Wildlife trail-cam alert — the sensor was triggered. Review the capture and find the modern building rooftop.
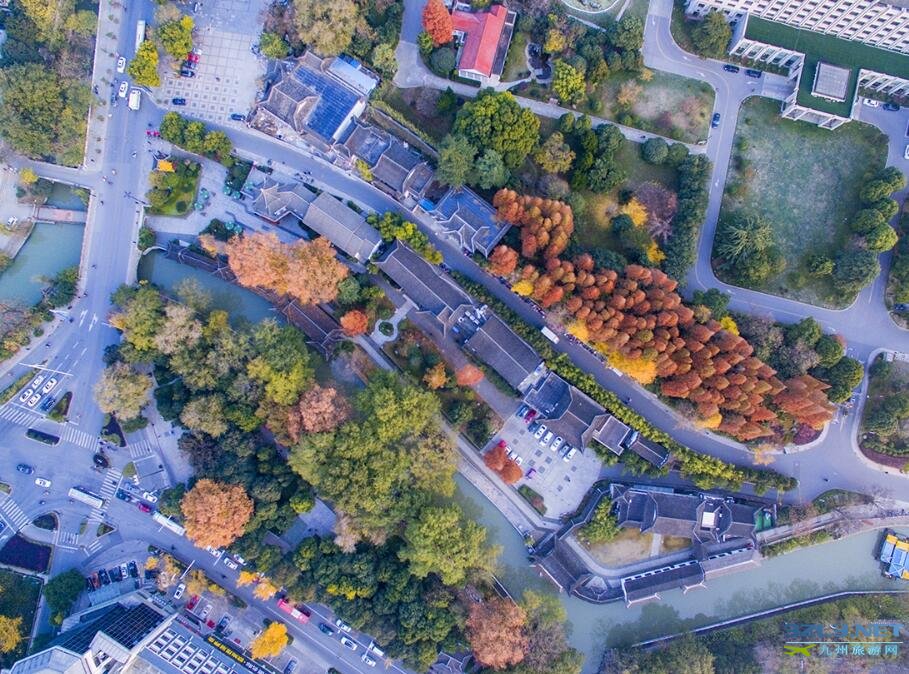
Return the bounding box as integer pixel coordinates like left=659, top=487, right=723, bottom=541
left=813, top=61, right=851, bottom=100
left=451, top=5, right=510, bottom=79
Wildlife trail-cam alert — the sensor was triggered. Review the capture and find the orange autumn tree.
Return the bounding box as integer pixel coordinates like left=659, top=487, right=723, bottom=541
left=466, top=597, right=528, bottom=669
left=456, top=364, right=484, bottom=387
left=340, top=309, right=369, bottom=336
left=423, top=362, right=449, bottom=390
left=422, top=0, right=453, bottom=46
left=225, top=233, right=348, bottom=305
left=250, top=622, right=288, bottom=659
left=283, top=384, right=352, bottom=441
left=492, top=189, right=574, bottom=260
left=181, top=479, right=253, bottom=549
left=488, top=245, right=519, bottom=276
left=499, top=460, right=523, bottom=485
left=483, top=444, right=507, bottom=472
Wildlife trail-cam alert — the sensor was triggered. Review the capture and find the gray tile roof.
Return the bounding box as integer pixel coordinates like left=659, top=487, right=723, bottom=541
left=523, top=372, right=609, bottom=449
left=247, top=178, right=315, bottom=222
left=301, top=193, right=381, bottom=262
left=342, top=122, right=389, bottom=165
left=589, top=415, right=631, bottom=454
left=462, top=314, right=543, bottom=391
left=621, top=563, right=704, bottom=604
left=433, top=188, right=510, bottom=255
left=627, top=437, right=671, bottom=467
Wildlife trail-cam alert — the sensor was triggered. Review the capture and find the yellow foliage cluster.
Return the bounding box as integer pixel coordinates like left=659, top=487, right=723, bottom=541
left=719, top=315, right=739, bottom=336
left=511, top=279, right=534, bottom=296
left=596, top=345, right=658, bottom=385
left=645, top=241, right=665, bottom=264
left=567, top=321, right=589, bottom=342
left=620, top=198, right=648, bottom=227
left=696, top=412, right=723, bottom=429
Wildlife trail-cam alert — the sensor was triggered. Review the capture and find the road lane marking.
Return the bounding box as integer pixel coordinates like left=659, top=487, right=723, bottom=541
left=78, top=309, right=87, bottom=327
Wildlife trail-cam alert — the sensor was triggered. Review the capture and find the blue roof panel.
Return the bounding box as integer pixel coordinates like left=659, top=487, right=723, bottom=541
left=293, top=67, right=359, bottom=140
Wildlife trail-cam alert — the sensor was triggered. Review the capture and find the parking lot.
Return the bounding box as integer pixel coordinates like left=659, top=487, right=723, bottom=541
left=8, top=369, right=64, bottom=417
left=492, top=409, right=602, bottom=519
left=156, top=0, right=269, bottom=126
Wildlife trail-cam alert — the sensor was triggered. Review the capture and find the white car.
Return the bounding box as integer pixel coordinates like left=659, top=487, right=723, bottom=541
left=118, top=81, right=128, bottom=98
left=35, top=478, right=51, bottom=488
left=30, top=375, right=44, bottom=389
left=863, top=98, right=880, bottom=107
left=335, top=619, right=352, bottom=633
left=361, top=653, right=376, bottom=667
left=223, top=558, right=238, bottom=570
left=27, top=394, right=41, bottom=407
left=199, top=603, right=212, bottom=620
left=41, top=377, right=57, bottom=394
left=173, top=583, right=185, bottom=600
left=514, top=455, right=524, bottom=466
left=551, top=437, right=564, bottom=452
left=563, top=447, right=577, bottom=462
left=904, top=144, right=909, bottom=160
left=18, top=388, right=33, bottom=403
left=533, top=424, right=547, bottom=440
left=540, top=431, right=554, bottom=446
left=142, top=492, right=158, bottom=504
left=340, top=636, right=357, bottom=651
left=116, top=56, right=126, bottom=73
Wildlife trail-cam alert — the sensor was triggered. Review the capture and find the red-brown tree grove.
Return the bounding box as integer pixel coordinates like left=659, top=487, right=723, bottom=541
left=492, top=190, right=575, bottom=260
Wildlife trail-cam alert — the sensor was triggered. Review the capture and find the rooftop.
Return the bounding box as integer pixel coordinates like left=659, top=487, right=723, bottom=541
left=813, top=61, right=851, bottom=100
left=326, top=55, right=379, bottom=96
left=433, top=188, right=510, bottom=255
left=141, top=620, right=280, bottom=674
left=451, top=5, right=510, bottom=77
left=301, top=192, right=381, bottom=262
left=462, top=313, right=544, bottom=392
left=247, top=178, right=315, bottom=223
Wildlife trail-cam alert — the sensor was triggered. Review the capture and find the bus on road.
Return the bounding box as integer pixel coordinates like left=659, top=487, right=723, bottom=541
left=135, top=20, right=146, bottom=54
left=68, top=487, right=103, bottom=509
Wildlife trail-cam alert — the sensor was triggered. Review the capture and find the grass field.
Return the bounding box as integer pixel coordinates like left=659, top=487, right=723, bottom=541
left=595, top=70, right=715, bottom=144
left=0, top=570, right=41, bottom=667
left=503, top=31, right=530, bottom=82
left=718, top=97, right=888, bottom=306
left=378, top=87, right=456, bottom=143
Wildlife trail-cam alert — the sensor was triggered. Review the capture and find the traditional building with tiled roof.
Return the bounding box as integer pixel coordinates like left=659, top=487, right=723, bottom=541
left=450, top=3, right=517, bottom=86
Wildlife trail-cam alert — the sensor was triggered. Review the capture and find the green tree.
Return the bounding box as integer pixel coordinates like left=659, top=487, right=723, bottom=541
left=0, top=615, right=22, bottom=654
left=551, top=60, right=585, bottom=105
left=370, top=43, right=397, bottom=79
left=417, top=31, right=434, bottom=56
left=610, top=15, right=644, bottom=51
left=849, top=208, right=886, bottom=235
left=814, top=334, right=844, bottom=368
left=110, top=284, right=165, bottom=359
left=822, top=356, right=864, bottom=403
left=259, top=31, right=290, bottom=59
left=63, top=9, right=96, bottom=36
left=202, top=130, right=232, bottom=160
left=128, top=40, right=160, bottom=87
left=137, top=225, right=156, bottom=251
left=587, top=154, right=627, bottom=192
left=453, top=90, right=540, bottom=169
left=864, top=224, right=898, bottom=252
left=181, top=395, right=229, bottom=437
left=833, top=249, right=880, bottom=293
left=43, top=569, right=84, bottom=621
left=641, top=137, right=669, bottom=164
left=692, top=11, right=732, bottom=57
left=691, top=288, right=730, bottom=319
left=714, top=213, right=785, bottom=284
left=159, top=112, right=187, bottom=145
left=246, top=321, right=312, bottom=406
left=368, top=212, right=442, bottom=263
left=534, top=132, right=575, bottom=174
left=472, top=149, right=509, bottom=190
left=157, top=15, right=194, bottom=59
left=805, top=253, right=834, bottom=277
left=578, top=501, right=620, bottom=544
left=94, top=362, right=152, bottom=421
left=292, top=0, right=359, bottom=55
left=783, top=317, right=821, bottom=348
left=436, top=134, right=476, bottom=188
left=429, top=47, right=457, bottom=76
left=399, top=505, right=492, bottom=586
left=19, top=0, right=74, bottom=46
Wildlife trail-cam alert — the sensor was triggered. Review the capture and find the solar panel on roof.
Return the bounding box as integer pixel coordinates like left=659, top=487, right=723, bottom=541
left=293, top=68, right=358, bottom=140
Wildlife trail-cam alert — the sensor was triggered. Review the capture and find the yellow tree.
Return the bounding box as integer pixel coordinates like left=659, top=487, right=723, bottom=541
left=180, top=479, right=254, bottom=549
left=423, top=362, right=448, bottom=390
left=185, top=569, right=209, bottom=596
left=250, top=622, right=288, bottom=659
left=236, top=570, right=257, bottom=587
left=0, top=615, right=22, bottom=654
left=253, top=578, right=277, bottom=600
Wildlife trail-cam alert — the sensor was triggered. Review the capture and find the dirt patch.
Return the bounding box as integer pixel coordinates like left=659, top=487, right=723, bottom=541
left=660, top=535, right=691, bottom=553
left=581, top=527, right=655, bottom=567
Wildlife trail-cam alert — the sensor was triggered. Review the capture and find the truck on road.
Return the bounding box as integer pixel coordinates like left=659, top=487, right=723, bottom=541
left=541, top=326, right=559, bottom=343
left=135, top=20, right=146, bottom=54
left=128, top=89, right=141, bottom=111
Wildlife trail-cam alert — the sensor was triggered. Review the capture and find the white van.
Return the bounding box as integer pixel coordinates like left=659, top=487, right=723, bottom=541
left=128, top=88, right=141, bottom=111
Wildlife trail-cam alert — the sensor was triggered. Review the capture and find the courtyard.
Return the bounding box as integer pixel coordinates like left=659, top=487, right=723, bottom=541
left=718, top=97, right=888, bottom=307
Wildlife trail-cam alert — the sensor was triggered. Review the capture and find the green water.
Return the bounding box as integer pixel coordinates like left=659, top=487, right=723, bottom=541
left=0, top=222, right=84, bottom=306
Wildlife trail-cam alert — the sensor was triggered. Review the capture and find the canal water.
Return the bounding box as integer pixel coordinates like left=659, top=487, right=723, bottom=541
left=0, top=222, right=84, bottom=306
left=141, top=249, right=898, bottom=674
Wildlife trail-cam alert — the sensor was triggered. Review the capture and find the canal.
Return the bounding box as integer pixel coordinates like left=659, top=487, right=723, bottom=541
left=142, top=249, right=899, bottom=674
left=0, top=222, right=84, bottom=306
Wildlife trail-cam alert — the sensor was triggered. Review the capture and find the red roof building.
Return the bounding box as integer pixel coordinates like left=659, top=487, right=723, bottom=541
left=451, top=4, right=515, bottom=83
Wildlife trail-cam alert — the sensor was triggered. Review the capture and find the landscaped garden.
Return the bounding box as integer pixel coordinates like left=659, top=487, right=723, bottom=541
left=0, top=569, right=42, bottom=667
left=0, top=534, right=51, bottom=573
left=716, top=97, right=891, bottom=307
left=146, top=160, right=202, bottom=216
left=859, top=355, right=909, bottom=469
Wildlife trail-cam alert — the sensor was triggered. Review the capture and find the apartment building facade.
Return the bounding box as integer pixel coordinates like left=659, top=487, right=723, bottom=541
left=685, top=0, right=909, bottom=54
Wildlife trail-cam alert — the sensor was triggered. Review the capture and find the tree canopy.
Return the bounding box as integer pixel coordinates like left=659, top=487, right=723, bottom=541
left=398, top=505, right=492, bottom=586
left=181, top=479, right=254, bottom=549
left=157, top=15, right=194, bottom=59
left=128, top=40, right=160, bottom=87
left=291, top=0, right=359, bottom=56
left=453, top=91, right=540, bottom=169
left=93, top=362, right=151, bottom=421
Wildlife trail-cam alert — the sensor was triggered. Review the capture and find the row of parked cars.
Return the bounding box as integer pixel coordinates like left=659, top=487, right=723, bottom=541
left=515, top=404, right=578, bottom=462
left=86, top=560, right=139, bottom=590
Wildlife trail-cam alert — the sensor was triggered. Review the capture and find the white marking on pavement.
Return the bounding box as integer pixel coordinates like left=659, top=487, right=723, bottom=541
left=88, top=314, right=98, bottom=331
left=78, top=309, right=87, bottom=327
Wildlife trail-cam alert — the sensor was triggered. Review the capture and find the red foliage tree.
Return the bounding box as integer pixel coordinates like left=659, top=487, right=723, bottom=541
left=488, top=245, right=519, bottom=276
left=456, top=364, right=484, bottom=387
left=422, top=0, right=453, bottom=46
left=483, top=444, right=507, bottom=472
left=339, top=309, right=369, bottom=336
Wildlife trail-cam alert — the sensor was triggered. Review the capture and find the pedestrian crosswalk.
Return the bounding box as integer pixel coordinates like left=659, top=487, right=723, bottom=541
left=87, top=467, right=121, bottom=523
left=85, top=537, right=105, bottom=555
left=0, top=498, right=30, bottom=531
left=0, top=404, right=39, bottom=427
left=128, top=438, right=155, bottom=459
left=57, top=531, right=79, bottom=547
left=60, top=425, right=96, bottom=449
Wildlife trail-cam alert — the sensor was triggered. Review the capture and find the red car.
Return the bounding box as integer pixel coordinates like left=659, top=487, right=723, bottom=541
left=495, top=439, right=507, bottom=450
left=186, top=595, right=200, bottom=611
left=524, top=409, right=537, bottom=422
left=186, top=51, right=200, bottom=63
left=137, top=502, right=151, bottom=513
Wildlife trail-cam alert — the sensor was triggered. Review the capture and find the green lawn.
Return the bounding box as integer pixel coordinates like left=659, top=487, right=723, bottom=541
left=502, top=31, right=530, bottom=82
left=146, top=162, right=202, bottom=217
left=718, top=97, right=888, bottom=306
left=594, top=70, right=715, bottom=144
left=0, top=570, right=42, bottom=667
left=378, top=87, right=455, bottom=144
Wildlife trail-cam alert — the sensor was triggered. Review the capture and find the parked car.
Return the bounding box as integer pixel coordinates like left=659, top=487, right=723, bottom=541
left=118, top=81, right=128, bottom=98
left=223, top=558, right=238, bottom=570
left=116, top=56, right=126, bottom=73
left=172, top=98, right=187, bottom=106
left=40, top=396, right=55, bottom=411
left=361, top=654, right=376, bottom=667
left=524, top=409, right=537, bottom=423
left=340, top=636, right=358, bottom=651
left=18, top=388, right=33, bottom=403
left=16, top=464, right=33, bottom=474
left=173, top=583, right=186, bottom=600
left=516, top=404, right=529, bottom=418
left=128, top=561, right=139, bottom=578
left=525, top=467, right=537, bottom=479
left=863, top=98, right=880, bottom=107
left=883, top=101, right=900, bottom=111
left=551, top=437, right=564, bottom=453
left=540, top=430, right=554, bottom=446
left=711, top=113, right=721, bottom=128
left=283, top=660, right=297, bottom=674
left=143, top=492, right=158, bottom=503
left=513, top=455, right=524, bottom=466
left=30, top=375, right=44, bottom=388
left=137, top=503, right=152, bottom=513
left=35, top=478, right=51, bottom=488
left=318, top=622, right=335, bottom=636
left=186, top=51, right=200, bottom=63
left=905, top=144, right=909, bottom=160
left=533, top=424, right=547, bottom=440
left=563, top=447, right=578, bottom=462
left=115, top=489, right=132, bottom=501
left=216, top=615, right=231, bottom=632
left=745, top=68, right=763, bottom=78
left=179, top=69, right=195, bottom=78
left=27, top=394, right=41, bottom=407
left=722, top=64, right=740, bottom=73
left=335, top=619, right=352, bottom=633
left=199, top=604, right=212, bottom=620
left=110, top=566, right=122, bottom=582
left=229, top=113, right=246, bottom=121
left=99, top=569, right=110, bottom=585
left=119, top=563, right=129, bottom=580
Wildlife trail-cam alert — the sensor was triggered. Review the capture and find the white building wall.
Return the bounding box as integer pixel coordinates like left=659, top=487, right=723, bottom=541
left=685, top=0, right=909, bottom=54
